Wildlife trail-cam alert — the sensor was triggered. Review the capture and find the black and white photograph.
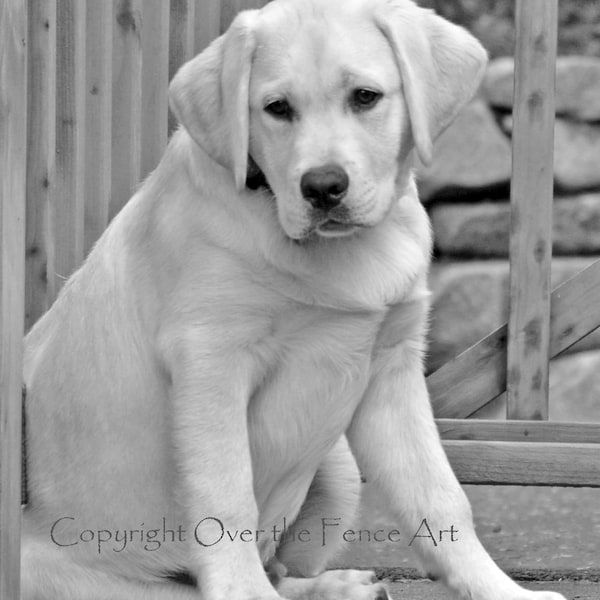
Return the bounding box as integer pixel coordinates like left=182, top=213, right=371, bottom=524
left=1, top=1, right=599, bottom=599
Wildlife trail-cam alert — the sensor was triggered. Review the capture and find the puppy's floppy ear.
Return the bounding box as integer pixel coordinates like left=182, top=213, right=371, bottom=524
left=375, top=0, right=487, bottom=165
left=169, top=11, right=258, bottom=190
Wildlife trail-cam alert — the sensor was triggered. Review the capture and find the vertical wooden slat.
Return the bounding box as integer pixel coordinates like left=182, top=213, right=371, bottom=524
left=0, top=0, right=26, bottom=596
left=170, top=0, right=196, bottom=79
left=194, top=0, right=221, bottom=54
left=25, top=0, right=57, bottom=330
left=507, top=0, right=558, bottom=420
left=220, top=0, right=244, bottom=31
left=140, top=0, right=170, bottom=179
left=220, top=0, right=270, bottom=32
left=84, top=1, right=112, bottom=255
left=168, top=0, right=196, bottom=134
left=111, top=0, right=143, bottom=219
left=55, top=0, right=86, bottom=293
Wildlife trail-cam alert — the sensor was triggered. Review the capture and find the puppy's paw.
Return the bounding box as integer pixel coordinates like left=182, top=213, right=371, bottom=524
left=277, top=569, right=390, bottom=600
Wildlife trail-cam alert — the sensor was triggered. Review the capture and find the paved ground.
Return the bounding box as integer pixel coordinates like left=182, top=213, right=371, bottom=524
left=328, top=380, right=600, bottom=599
left=386, top=579, right=599, bottom=599
left=332, top=482, right=600, bottom=599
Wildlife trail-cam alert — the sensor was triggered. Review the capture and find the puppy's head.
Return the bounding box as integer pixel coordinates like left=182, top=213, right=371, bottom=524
left=169, top=0, right=487, bottom=241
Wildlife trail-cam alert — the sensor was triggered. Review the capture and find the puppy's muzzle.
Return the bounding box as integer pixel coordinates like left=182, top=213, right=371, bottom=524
left=300, top=164, right=349, bottom=211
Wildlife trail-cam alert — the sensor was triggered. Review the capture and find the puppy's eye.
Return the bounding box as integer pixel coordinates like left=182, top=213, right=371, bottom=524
left=351, top=88, right=382, bottom=110
left=264, top=99, right=294, bottom=120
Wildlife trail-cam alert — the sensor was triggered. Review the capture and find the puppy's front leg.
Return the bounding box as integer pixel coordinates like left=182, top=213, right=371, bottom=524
left=166, top=334, right=278, bottom=600
left=347, top=339, right=565, bottom=600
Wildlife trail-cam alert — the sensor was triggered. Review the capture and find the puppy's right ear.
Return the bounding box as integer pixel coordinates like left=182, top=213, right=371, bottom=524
left=169, top=11, right=258, bottom=190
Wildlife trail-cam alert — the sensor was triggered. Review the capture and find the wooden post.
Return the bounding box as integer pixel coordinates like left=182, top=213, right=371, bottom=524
left=507, top=0, right=558, bottom=420
left=0, top=0, right=27, bottom=596
left=85, top=1, right=112, bottom=254
left=25, top=0, right=57, bottom=330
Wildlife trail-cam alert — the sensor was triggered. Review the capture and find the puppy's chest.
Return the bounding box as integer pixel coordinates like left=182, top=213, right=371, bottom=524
left=246, top=306, right=383, bottom=467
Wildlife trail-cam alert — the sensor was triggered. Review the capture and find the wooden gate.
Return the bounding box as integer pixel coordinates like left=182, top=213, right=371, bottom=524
left=428, top=0, right=600, bottom=488
left=2, top=0, right=600, bottom=597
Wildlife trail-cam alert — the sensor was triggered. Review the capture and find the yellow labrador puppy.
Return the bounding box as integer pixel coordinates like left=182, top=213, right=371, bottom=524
left=22, top=0, right=565, bottom=599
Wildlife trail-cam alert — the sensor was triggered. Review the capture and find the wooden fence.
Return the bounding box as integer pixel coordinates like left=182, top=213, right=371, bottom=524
left=2, top=0, right=600, bottom=597
left=22, top=0, right=269, bottom=329
left=2, top=1, right=273, bottom=596
left=429, top=0, right=600, bottom=488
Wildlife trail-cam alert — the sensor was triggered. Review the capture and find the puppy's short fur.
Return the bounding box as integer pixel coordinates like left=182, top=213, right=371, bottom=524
left=22, top=1, right=565, bottom=599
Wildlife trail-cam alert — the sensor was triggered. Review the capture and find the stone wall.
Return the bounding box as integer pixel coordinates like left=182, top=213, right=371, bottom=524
left=417, top=0, right=600, bottom=59
left=419, top=56, right=600, bottom=421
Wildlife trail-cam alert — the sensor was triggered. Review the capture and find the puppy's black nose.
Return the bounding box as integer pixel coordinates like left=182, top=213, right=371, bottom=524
left=300, top=165, right=349, bottom=211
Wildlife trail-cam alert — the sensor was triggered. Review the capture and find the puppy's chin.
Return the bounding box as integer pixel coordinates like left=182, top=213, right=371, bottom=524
left=277, top=202, right=369, bottom=242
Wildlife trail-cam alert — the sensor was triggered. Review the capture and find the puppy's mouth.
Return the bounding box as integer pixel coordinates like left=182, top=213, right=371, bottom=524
left=315, top=219, right=359, bottom=238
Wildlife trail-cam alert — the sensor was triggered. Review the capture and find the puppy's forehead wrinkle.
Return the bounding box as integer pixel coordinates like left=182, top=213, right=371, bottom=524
left=253, top=38, right=397, bottom=107
left=255, top=23, right=326, bottom=71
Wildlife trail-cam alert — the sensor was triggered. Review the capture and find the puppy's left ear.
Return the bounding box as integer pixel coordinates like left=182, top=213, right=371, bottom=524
left=375, top=1, right=487, bottom=165
left=169, top=11, right=258, bottom=190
